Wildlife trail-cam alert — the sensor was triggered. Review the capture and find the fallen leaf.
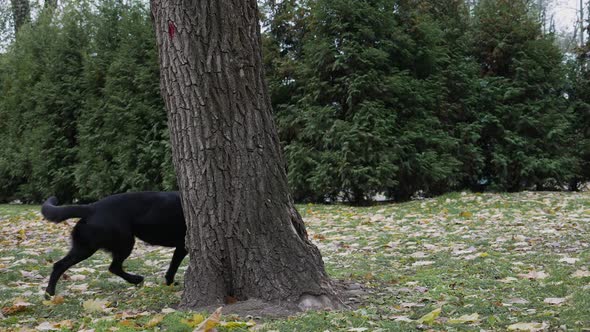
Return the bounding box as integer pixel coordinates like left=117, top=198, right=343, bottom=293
left=55, top=320, right=74, bottom=329
left=498, top=277, right=519, bottom=283
left=42, top=295, right=65, bottom=306
left=459, top=211, right=473, bottom=218
left=389, top=315, right=413, bottom=322
left=70, top=283, right=89, bottom=292
left=181, top=313, right=205, bottom=327
left=145, top=314, right=165, bottom=328
left=82, top=299, right=109, bottom=313
left=503, top=298, right=530, bottom=305
left=507, top=322, right=546, bottom=331
left=517, top=271, right=548, bottom=280
left=194, top=307, right=222, bottom=332
left=558, top=257, right=578, bottom=264
left=69, top=274, right=86, bottom=281
left=448, top=312, right=480, bottom=324
left=417, top=307, right=442, bottom=325
left=2, top=297, right=33, bottom=315
left=35, top=322, right=59, bottom=331
left=543, top=297, right=567, bottom=305
left=119, top=320, right=137, bottom=328
left=220, top=320, right=256, bottom=328
left=571, top=270, right=590, bottom=278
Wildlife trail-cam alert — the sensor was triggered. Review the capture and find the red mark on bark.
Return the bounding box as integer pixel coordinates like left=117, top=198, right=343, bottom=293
left=168, top=21, right=176, bottom=40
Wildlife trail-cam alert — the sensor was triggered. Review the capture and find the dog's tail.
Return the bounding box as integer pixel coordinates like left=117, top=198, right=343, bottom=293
left=41, top=197, right=93, bottom=223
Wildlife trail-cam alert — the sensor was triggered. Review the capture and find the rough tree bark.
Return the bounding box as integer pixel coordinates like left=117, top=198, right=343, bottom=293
left=150, top=0, right=339, bottom=310
left=10, top=0, right=30, bottom=35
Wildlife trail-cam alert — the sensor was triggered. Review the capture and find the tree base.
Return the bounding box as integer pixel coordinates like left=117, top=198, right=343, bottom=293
left=179, top=280, right=368, bottom=318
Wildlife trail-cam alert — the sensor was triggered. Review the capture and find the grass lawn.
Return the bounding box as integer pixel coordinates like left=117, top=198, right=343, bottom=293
left=1, top=191, right=589, bottom=331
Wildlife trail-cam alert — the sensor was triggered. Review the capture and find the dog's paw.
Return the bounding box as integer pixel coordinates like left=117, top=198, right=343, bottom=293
left=128, top=275, right=144, bottom=285
left=44, top=292, right=53, bottom=300
left=165, top=279, right=179, bottom=286
left=164, top=276, right=179, bottom=286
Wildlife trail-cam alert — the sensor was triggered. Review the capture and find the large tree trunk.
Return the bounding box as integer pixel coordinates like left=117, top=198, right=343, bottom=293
left=150, top=0, right=338, bottom=310
left=10, top=0, right=30, bottom=35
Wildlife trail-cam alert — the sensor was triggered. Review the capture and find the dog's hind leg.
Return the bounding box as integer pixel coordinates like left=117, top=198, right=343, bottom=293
left=46, top=244, right=97, bottom=298
left=108, top=238, right=144, bottom=285
left=165, top=246, right=187, bottom=285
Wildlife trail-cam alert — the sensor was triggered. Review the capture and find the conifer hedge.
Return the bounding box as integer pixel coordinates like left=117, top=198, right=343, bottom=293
left=0, top=0, right=587, bottom=203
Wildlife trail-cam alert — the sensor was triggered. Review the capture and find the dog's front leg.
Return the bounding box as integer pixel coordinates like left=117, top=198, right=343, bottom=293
left=165, top=246, right=187, bottom=285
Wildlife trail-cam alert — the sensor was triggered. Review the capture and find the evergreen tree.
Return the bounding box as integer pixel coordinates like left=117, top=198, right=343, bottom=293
left=564, top=2, right=590, bottom=189
left=0, top=0, right=174, bottom=202
left=277, top=0, right=461, bottom=202
left=76, top=1, right=174, bottom=200
left=0, top=4, right=89, bottom=202
left=471, top=0, right=574, bottom=190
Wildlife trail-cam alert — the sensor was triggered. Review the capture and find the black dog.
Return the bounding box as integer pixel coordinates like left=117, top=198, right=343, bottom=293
left=41, top=191, right=187, bottom=297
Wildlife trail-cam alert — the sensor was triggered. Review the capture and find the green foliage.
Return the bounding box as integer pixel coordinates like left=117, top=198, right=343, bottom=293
left=264, top=0, right=584, bottom=202
left=271, top=0, right=467, bottom=202
left=0, top=0, right=587, bottom=203
left=0, top=0, right=174, bottom=202
left=75, top=0, right=174, bottom=200
left=563, top=10, right=590, bottom=189
left=470, top=0, right=576, bottom=191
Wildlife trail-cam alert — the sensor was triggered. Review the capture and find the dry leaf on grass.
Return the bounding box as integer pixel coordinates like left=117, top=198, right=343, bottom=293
left=145, top=314, right=165, bottom=328
left=416, top=307, right=442, bottom=325
left=571, top=269, right=590, bottom=278
left=543, top=297, right=567, bottom=305
left=448, top=312, right=480, bottom=324
left=517, top=271, right=548, bottom=280
left=82, top=299, right=110, bottom=313
left=507, top=321, right=548, bottom=331
left=1, top=297, right=33, bottom=315
left=194, top=307, right=223, bottom=332
left=42, top=295, right=65, bottom=306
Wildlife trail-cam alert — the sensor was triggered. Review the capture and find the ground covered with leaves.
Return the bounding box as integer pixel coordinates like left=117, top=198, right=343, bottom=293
left=0, top=191, right=589, bottom=331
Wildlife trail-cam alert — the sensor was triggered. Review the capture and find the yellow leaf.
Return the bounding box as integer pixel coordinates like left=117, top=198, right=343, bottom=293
left=119, top=320, right=137, bottom=327
left=416, top=307, right=442, bottom=325
left=82, top=299, right=109, bottom=313
left=448, top=313, right=479, bottom=324
left=181, top=314, right=205, bottom=327
left=459, top=211, right=473, bottom=218
left=221, top=321, right=248, bottom=328
left=55, top=320, right=74, bottom=329
left=220, top=320, right=256, bottom=329
left=43, top=295, right=65, bottom=306
left=194, top=307, right=222, bottom=332
left=145, top=314, right=165, bottom=328
left=507, top=322, right=545, bottom=331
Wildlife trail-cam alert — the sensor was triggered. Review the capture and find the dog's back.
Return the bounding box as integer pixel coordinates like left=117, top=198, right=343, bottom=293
left=79, top=191, right=186, bottom=247
left=96, top=192, right=186, bottom=247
